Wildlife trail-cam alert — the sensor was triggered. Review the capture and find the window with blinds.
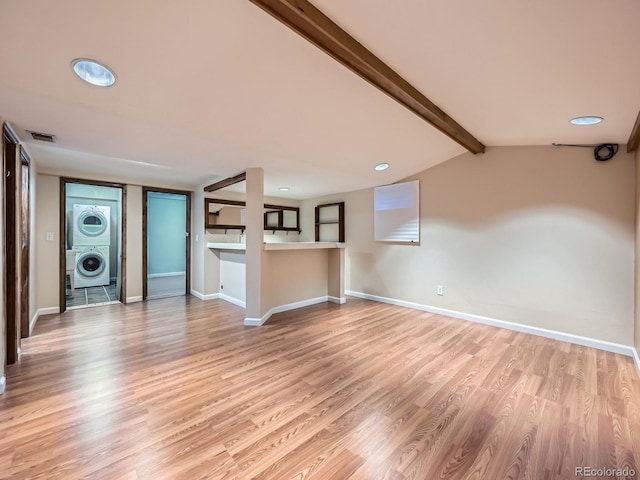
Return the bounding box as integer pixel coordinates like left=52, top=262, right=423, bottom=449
left=374, top=180, right=419, bottom=242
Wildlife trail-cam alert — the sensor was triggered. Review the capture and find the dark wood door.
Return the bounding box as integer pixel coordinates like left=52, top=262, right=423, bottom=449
left=3, top=126, right=19, bottom=364
left=19, top=149, right=30, bottom=338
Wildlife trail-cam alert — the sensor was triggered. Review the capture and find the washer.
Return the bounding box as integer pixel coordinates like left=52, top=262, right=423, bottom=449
left=73, top=245, right=110, bottom=288
left=73, top=205, right=111, bottom=246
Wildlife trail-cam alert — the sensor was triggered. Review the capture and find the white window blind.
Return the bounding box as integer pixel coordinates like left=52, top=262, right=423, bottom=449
left=374, top=180, right=419, bottom=242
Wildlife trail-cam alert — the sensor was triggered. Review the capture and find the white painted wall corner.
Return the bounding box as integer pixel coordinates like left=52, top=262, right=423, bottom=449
left=29, top=307, right=60, bottom=335
left=633, top=347, right=640, bottom=379
left=345, top=290, right=636, bottom=358
left=328, top=296, right=346, bottom=304
left=218, top=293, right=246, bottom=308
left=243, top=317, right=265, bottom=327
left=190, top=290, right=219, bottom=301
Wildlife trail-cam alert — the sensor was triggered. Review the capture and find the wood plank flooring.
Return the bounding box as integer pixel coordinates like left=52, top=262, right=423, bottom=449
left=1, top=296, right=639, bottom=479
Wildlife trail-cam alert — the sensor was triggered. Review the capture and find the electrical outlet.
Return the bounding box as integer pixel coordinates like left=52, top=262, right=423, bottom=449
left=46, top=232, right=54, bottom=241
left=437, top=285, right=443, bottom=296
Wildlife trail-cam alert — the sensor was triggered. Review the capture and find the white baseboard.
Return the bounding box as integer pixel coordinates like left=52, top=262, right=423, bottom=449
left=29, top=314, right=37, bottom=336
left=148, top=271, right=186, bottom=278
left=328, top=296, right=346, bottom=304
left=0, top=376, right=5, bottom=395
left=29, top=307, right=60, bottom=335
left=190, top=290, right=219, bottom=301
left=29, top=313, right=38, bottom=336
left=126, top=296, right=143, bottom=303
left=219, top=293, right=246, bottom=308
left=245, top=296, right=331, bottom=326
left=633, top=348, right=640, bottom=378
left=244, top=316, right=266, bottom=326
left=346, top=290, right=636, bottom=358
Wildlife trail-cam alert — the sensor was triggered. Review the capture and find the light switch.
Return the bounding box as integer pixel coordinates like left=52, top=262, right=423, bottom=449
left=46, top=232, right=54, bottom=241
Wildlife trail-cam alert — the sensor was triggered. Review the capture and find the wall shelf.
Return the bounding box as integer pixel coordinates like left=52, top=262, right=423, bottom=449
left=315, top=202, right=345, bottom=242
left=205, top=198, right=301, bottom=233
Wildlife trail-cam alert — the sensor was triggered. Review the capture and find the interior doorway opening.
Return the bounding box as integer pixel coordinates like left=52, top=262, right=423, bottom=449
left=61, top=179, right=125, bottom=311
left=143, top=188, right=191, bottom=300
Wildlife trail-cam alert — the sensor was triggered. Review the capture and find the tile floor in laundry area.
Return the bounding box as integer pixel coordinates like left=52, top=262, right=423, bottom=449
left=66, top=282, right=119, bottom=309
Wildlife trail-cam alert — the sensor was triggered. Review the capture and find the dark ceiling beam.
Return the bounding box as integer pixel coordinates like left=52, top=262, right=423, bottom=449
left=249, top=0, right=485, bottom=154
left=626, top=110, right=640, bottom=153
left=204, top=172, right=246, bottom=192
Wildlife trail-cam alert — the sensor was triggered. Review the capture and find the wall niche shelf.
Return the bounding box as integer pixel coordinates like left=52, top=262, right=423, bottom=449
left=315, top=202, right=345, bottom=242
left=205, top=198, right=301, bottom=233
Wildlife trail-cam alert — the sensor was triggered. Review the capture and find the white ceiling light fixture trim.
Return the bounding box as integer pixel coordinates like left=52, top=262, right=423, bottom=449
left=570, top=116, right=603, bottom=126
left=375, top=163, right=390, bottom=171
left=71, top=58, right=117, bottom=87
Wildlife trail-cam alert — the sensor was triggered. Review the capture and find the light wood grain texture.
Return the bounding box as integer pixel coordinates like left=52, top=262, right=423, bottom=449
left=1, top=296, right=638, bottom=479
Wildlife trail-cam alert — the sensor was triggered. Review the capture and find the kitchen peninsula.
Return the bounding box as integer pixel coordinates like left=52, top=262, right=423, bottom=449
left=206, top=241, right=345, bottom=325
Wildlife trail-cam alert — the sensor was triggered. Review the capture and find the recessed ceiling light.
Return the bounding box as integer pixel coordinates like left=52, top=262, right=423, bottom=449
left=71, top=58, right=116, bottom=87
left=279, top=187, right=290, bottom=191
left=570, top=116, right=603, bottom=126
left=375, top=163, right=389, bottom=171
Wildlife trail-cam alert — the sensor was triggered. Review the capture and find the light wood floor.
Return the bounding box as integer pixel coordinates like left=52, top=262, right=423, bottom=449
left=1, top=297, right=639, bottom=479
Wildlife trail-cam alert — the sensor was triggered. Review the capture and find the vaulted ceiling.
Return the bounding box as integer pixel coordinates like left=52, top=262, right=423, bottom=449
left=1, top=0, right=639, bottom=198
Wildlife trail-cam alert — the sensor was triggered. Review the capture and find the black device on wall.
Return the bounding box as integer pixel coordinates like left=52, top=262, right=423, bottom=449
left=552, top=142, right=619, bottom=161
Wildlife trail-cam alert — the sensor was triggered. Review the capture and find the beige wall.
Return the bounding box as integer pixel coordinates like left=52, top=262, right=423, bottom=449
left=635, top=148, right=640, bottom=356
left=220, top=251, right=246, bottom=304
left=126, top=185, right=143, bottom=301
left=262, top=249, right=329, bottom=312
left=203, top=249, right=221, bottom=297
left=216, top=205, right=242, bottom=225
left=191, top=188, right=205, bottom=294
left=183, top=186, right=224, bottom=299
left=327, top=248, right=345, bottom=300
left=303, top=145, right=635, bottom=345
left=245, top=168, right=264, bottom=319
left=35, top=174, right=60, bottom=309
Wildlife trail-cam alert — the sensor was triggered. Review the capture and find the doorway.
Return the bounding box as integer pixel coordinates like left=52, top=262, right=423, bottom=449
left=143, top=188, right=191, bottom=300
left=60, top=179, right=126, bottom=312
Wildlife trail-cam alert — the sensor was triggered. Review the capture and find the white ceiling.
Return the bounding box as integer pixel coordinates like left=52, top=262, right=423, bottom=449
left=1, top=0, right=638, bottom=198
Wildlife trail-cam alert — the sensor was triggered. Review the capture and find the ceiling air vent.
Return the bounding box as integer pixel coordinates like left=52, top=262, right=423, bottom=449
left=27, top=130, right=57, bottom=143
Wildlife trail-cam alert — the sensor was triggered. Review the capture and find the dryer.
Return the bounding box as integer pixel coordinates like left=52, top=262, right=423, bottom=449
left=73, top=245, right=110, bottom=288
left=73, top=205, right=111, bottom=246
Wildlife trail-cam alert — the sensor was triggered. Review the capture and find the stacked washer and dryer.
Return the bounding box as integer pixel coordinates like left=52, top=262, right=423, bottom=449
left=72, top=205, right=111, bottom=288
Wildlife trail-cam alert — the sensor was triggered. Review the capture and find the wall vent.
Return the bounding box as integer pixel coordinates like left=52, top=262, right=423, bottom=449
left=27, top=130, right=57, bottom=143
